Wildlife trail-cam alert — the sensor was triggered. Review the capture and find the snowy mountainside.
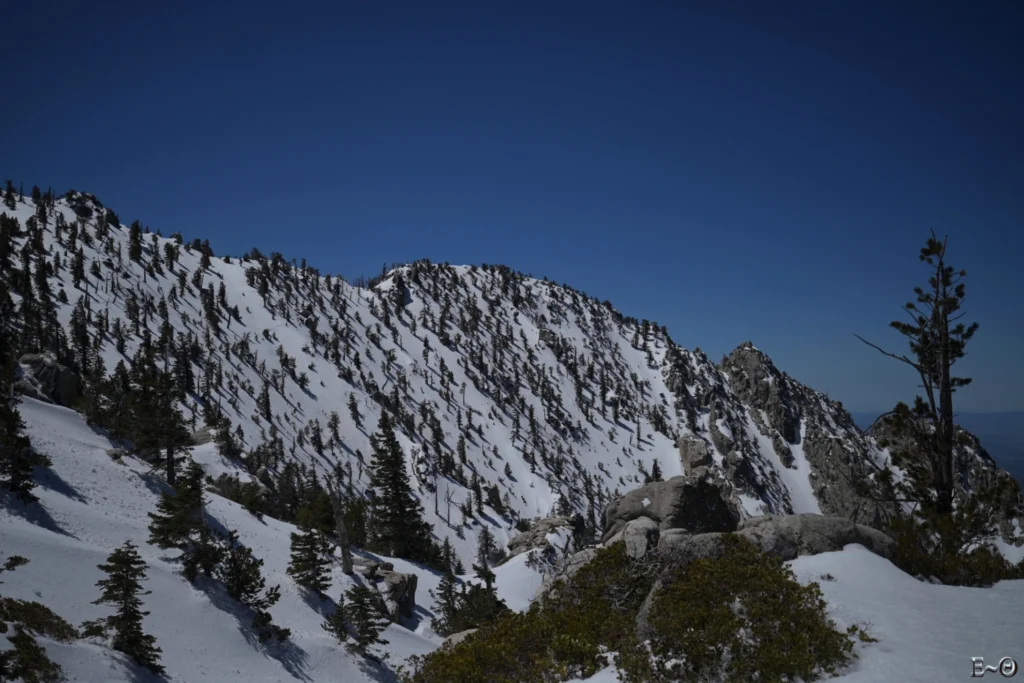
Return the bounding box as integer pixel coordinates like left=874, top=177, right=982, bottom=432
left=2, top=187, right=1020, bottom=569
left=2, top=396, right=445, bottom=682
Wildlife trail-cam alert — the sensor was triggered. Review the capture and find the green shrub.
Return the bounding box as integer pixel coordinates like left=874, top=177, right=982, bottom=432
left=0, top=597, right=79, bottom=642
left=0, top=625, right=64, bottom=683
left=404, top=537, right=869, bottom=683
left=403, top=542, right=656, bottom=683
left=888, top=516, right=1024, bottom=587
left=626, top=535, right=862, bottom=683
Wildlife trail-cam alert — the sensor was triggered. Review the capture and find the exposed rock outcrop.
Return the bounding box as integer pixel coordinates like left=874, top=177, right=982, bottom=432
left=189, top=425, right=216, bottom=446
left=718, top=342, right=887, bottom=524
left=623, top=516, right=660, bottom=559
left=17, top=353, right=81, bottom=407
left=351, top=556, right=418, bottom=622
left=507, top=516, right=574, bottom=558
left=603, top=472, right=741, bottom=543
left=676, top=434, right=711, bottom=472
left=442, top=629, right=478, bottom=648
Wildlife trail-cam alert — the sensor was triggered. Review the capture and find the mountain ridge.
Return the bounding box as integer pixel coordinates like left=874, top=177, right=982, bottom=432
left=2, top=185, right=1020, bottom=563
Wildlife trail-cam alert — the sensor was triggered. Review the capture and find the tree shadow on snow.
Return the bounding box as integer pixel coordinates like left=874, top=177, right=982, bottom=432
left=193, top=577, right=312, bottom=681
left=108, top=651, right=168, bottom=683
left=0, top=490, right=79, bottom=540
left=300, top=590, right=337, bottom=620
left=401, top=604, right=433, bottom=633
left=356, top=652, right=400, bottom=683
left=33, top=464, right=88, bottom=503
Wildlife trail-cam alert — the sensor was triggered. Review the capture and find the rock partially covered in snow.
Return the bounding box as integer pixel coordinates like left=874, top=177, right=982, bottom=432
left=507, top=516, right=574, bottom=558
left=736, top=513, right=896, bottom=561
left=442, top=628, right=477, bottom=648
left=17, top=353, right=81, bottom=407
left=603, top=473, right=741, bottom=542
left=377, top=568, right=418, bottom=622
left=351, top=556, right=417, bottom=622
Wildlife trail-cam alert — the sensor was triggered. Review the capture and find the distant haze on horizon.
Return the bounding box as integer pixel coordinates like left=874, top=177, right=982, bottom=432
left=4, top=1, right=1022, bottom=412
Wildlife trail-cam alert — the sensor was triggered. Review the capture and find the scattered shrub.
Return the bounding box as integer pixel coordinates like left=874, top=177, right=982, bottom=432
left=406, top=536, right=871, bottom=683
left=403, top=542, right=655, bottom=683
left=629, top=535, right=863, bottom=683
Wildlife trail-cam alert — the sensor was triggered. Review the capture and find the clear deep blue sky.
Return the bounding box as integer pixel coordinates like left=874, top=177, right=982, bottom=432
left=4, top=1, right=1022, bottom=412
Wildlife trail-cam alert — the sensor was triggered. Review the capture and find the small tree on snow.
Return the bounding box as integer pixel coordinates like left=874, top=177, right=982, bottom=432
left=322, top=592, right=348, bottom=644
left=287, top=524, right=332, bottom=597
left=82, top=541, right=164, bottom=675
left=344, top=584, right=389, bottom=657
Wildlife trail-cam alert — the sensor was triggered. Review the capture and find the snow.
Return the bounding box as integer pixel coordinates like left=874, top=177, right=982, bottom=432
left=790, top=545, right=1024, bottom=682
left=492, top=551, right=546, bottom=612
left=1, top=397, right=440, bottom=682
left=748, top=416, right=822, bottom=515
left=738, top=493, right=767, bottom=516
left=993, top=537, right=1024, bottom=565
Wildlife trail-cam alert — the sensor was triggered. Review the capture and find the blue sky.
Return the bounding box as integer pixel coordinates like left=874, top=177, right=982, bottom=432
left=4, top=1, right=1022, bottom=412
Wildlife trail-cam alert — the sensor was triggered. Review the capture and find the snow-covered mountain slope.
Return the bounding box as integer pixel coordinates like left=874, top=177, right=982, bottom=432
left=1, top=187, right=1020, bottom=570
left=3, top=187, right=1024, bottom=682
left=1, top=397, right=444, bottom=682
left=6, top=399, right=1024, bottom=683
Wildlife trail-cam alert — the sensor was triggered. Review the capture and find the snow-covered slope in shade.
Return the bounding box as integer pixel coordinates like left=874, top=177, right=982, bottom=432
left=1, top=398, right=440, bottom=682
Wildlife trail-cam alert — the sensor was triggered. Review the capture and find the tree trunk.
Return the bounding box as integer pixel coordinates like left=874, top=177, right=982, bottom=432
left=165, top=443, right=176, bottom=488
left=936, top=306, right=955, bottom=516
left=327, top=485, right=354, bottom=574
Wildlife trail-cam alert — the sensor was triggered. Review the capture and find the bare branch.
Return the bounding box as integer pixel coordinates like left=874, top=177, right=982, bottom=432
left=853, top=334, right=923, bottom=372
left=866, top=410, right=897, bottom=434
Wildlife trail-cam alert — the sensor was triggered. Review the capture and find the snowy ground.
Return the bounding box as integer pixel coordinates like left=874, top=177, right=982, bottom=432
left=1, top=398, right=442, bottom=682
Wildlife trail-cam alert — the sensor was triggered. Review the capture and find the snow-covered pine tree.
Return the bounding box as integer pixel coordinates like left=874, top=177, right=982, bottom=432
left=217, top=530, right=290, bottom=643
left=82, top=541, right=164, bottom=675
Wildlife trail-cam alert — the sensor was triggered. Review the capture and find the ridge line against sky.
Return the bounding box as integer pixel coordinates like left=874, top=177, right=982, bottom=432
left=3, top=0, right=1022, bottom=412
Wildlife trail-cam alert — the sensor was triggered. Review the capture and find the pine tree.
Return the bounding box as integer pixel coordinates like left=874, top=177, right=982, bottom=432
left=258, top=381, right=272, bottom=421
left=430, top=541, right=462, bottom=636
left=856, top=232, right=979, bottom=517
left=128, top=221, right=143, bottom=262
left=345, top=584, right=389, bottom=656
left=127, top=353, right=190, bottom=486
left=0, top=335, right=44, bottom=503
left=287, top=525, right=331, bottom=597
left=2, top=181, right=15, bottom=211
left=322, top=592, right=348, bottom=643
left=82, top=541, right=164, bottom=674
left=348, top=393, right=361, bottom=430
left=217, top=530, right=290, bottom=643
left=147, top=460, right=220, bottom=582
left=648, top=458, right=663, bottom=483
left=366, top=412, right=436, bottom=564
